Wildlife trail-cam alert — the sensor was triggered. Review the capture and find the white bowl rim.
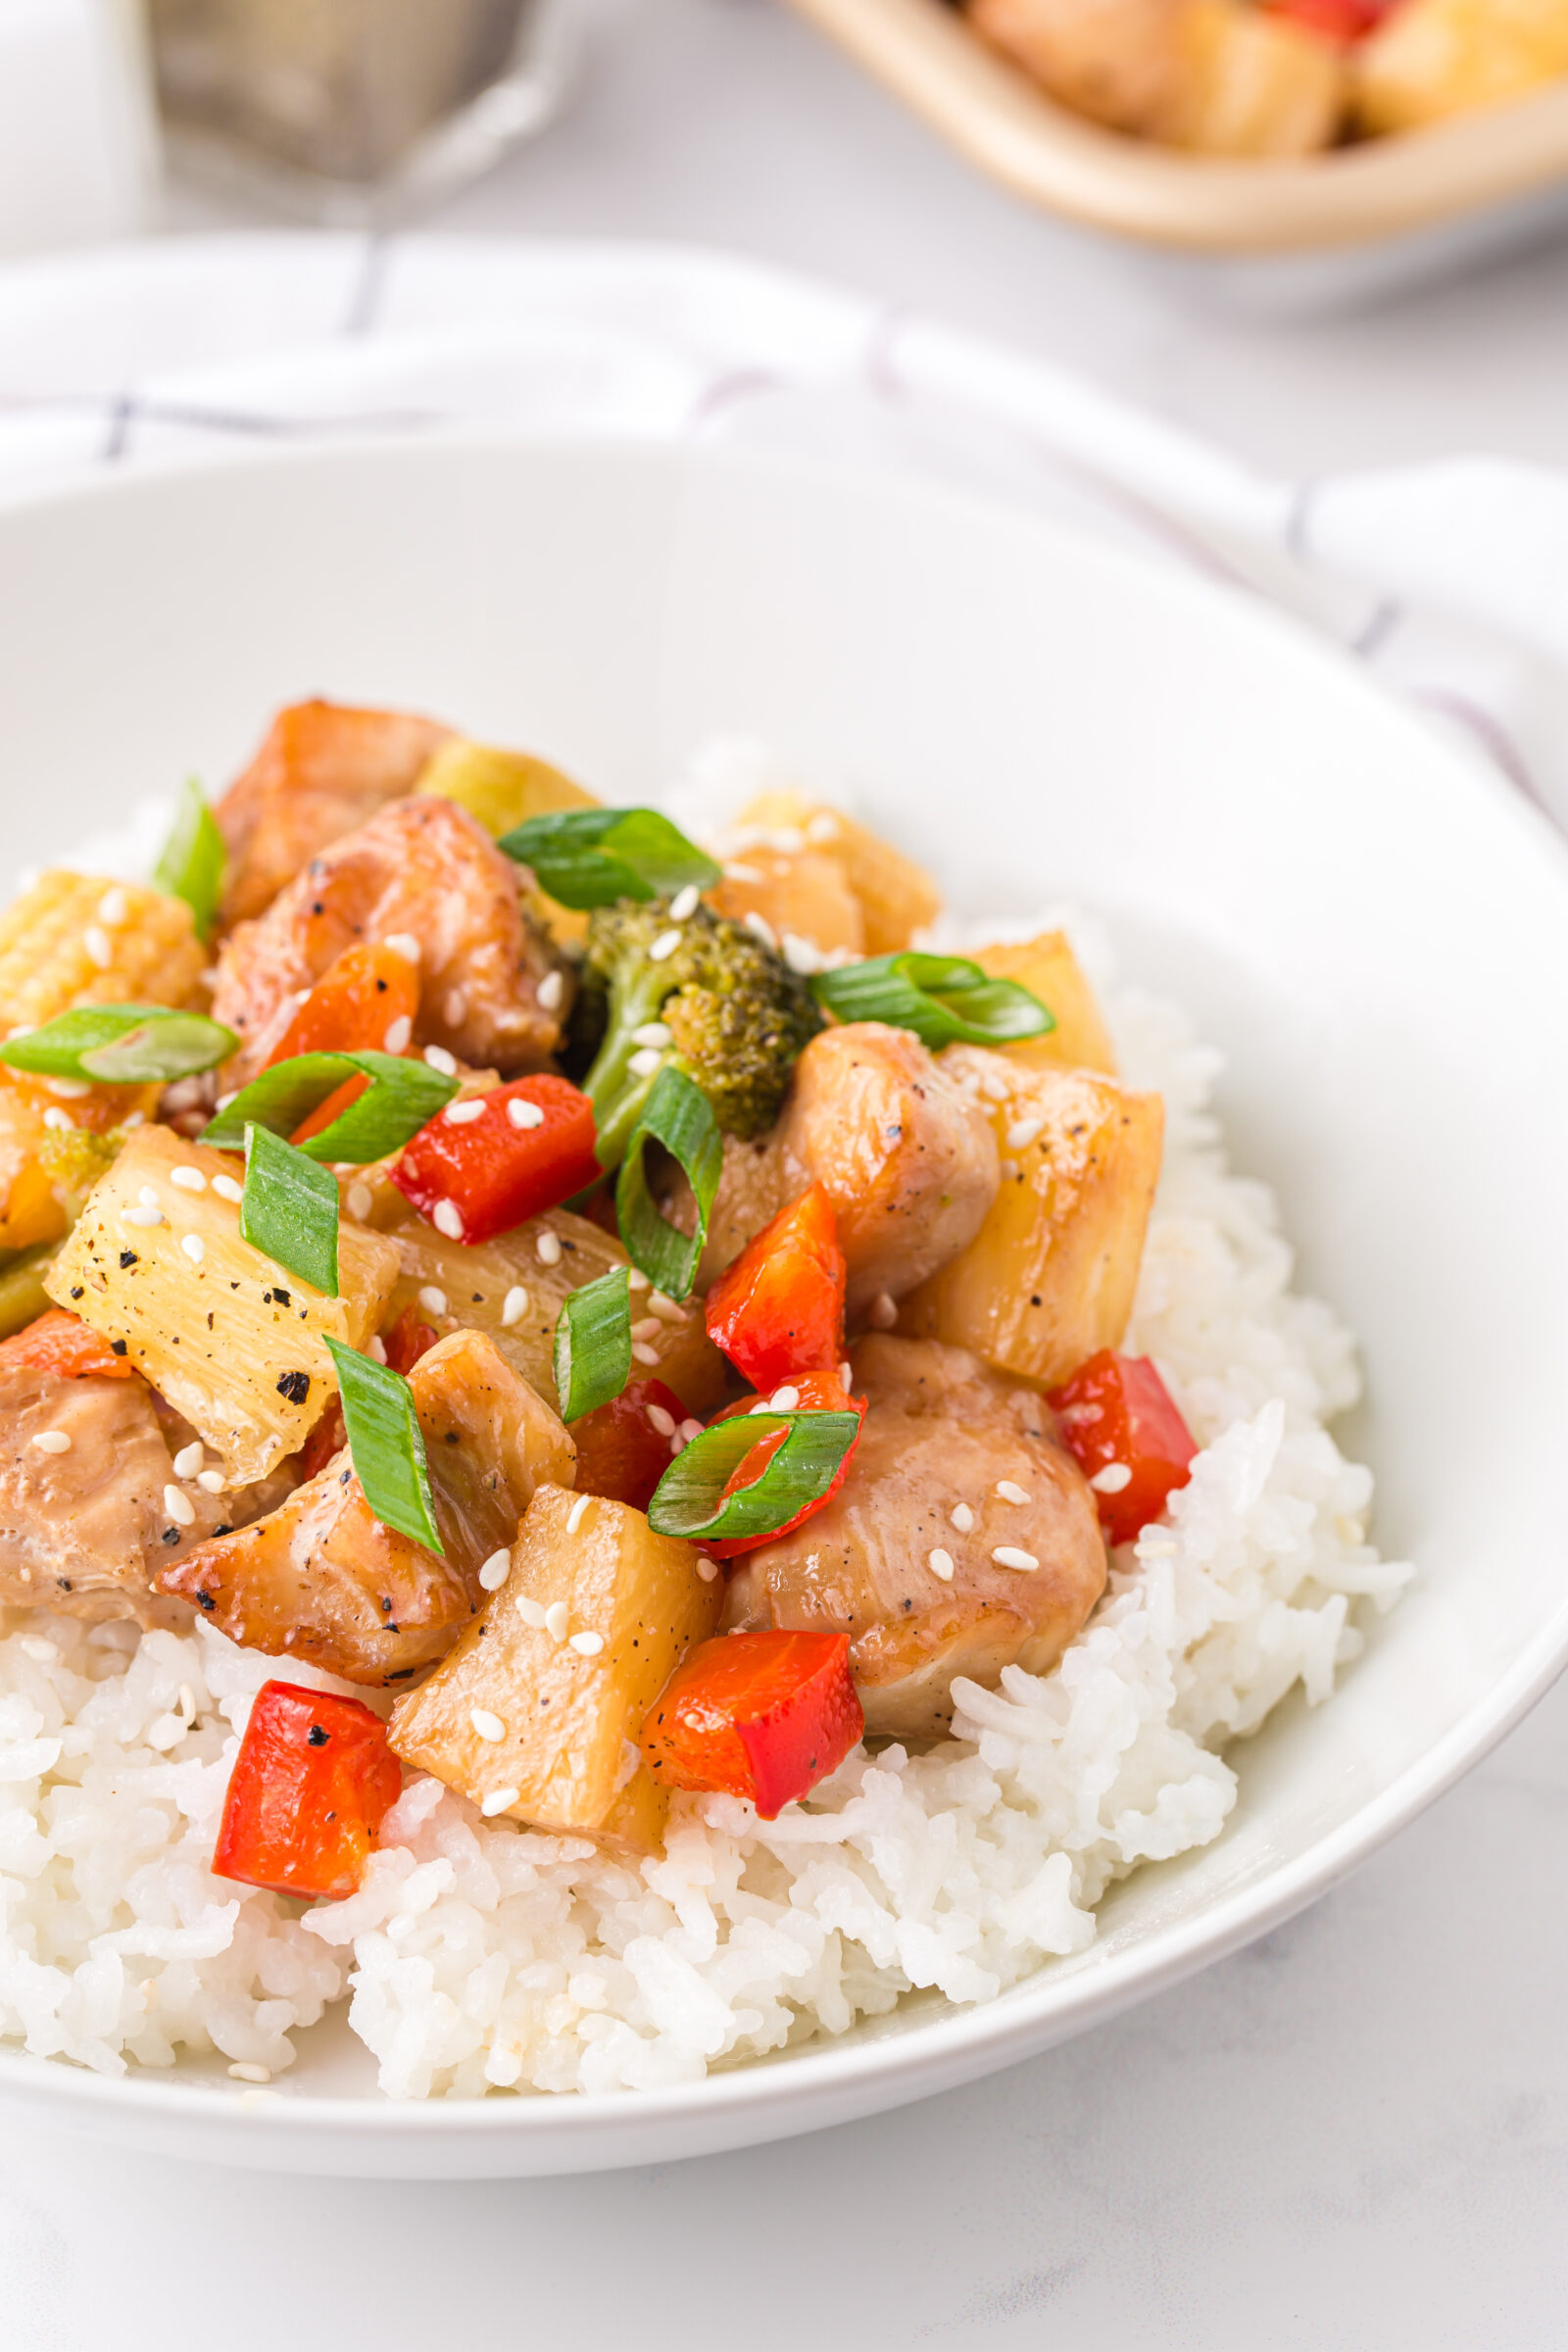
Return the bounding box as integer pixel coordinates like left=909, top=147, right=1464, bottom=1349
left=2, top=428, right=1567, bottom=2158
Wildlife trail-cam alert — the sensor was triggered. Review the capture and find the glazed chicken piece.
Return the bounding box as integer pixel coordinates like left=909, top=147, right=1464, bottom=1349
left=0, top=1363, right=292, bottom=1626
left=723, top=1335, right=1106, bottom=1737
left=776, top=1023, right=1002, bottom=1318
left=214, top=699, right=453, bottom=928
left=159, top=1330, right=576, bottom=1685
left=211, top=796, right=564, bottom=1084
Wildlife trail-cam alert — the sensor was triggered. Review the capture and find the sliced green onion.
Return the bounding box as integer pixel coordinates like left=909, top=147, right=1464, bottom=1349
left=808, top=953, right=1055, bottom=1051
left=241, top=1122, right=340, bottom=1298
left=614, top=1066, right=722, bottom=1302
left=647, top=1409, right=861, bottom=1544
left=154, top=777, right=225, bottom=940
left=202, top=1049, right=457, bottom=1162
left=0, top=1004, right=237, bottom=1085
left=322, top=1336, right=443, bottom=1553
left=554, top=1265, right=632, bottom=1422
left=497, top=808, right=721, bottom=910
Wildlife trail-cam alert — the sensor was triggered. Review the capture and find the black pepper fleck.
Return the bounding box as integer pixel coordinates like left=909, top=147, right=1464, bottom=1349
left=276, top=1370, right=311, bottom=1403
left=119, top=1251, right=138, bottom=1269
left=307, top=1724, right=329, bottom=1746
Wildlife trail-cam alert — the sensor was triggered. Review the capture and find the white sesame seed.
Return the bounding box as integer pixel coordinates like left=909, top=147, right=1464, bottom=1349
left=172, top=1442, right=204, bottom=1479
left=505, top=1097, right=545, bottom=1135
left=212, top=1173, right=243, bottom=1204
left=83, top=924, right=113, bottom=969
left=20, top=1635, right=58, bottom=1663
left=999, top=1159, right=1020, bottom=1182
left=631, top=1342, right=660, bottom=1367
left=481, top=1788, right=519, bottom=1816
left=626, top=1267, right=650, bottom=1291
left=164, top=1484, right=196, bottom=1526
left=781, top=932, right=824, bottom=975
left=383, top=933, right=420, bottom=964
left=805, top=810, right=840, bottom=844
left=535, top=1230, right=562, bottom=1267
left=536, top=969, right=564, bottom=1012
left=442, top=987, right=467, bottom=1028
left=980, top=1068, right=1011, bottom=1102
left=490, top=1286, right=526, bottom=1335
left=697, top=1558, right=718, bottom=1582
left=197, top=1469, right=225, bottom=1494
left=951, top=1502, right=975, bottom=1533
left=668, top=883, right=701, bottom=922
left=723, top=861, right=762, bottom=883
left=432, top=1200, right=465, bottom=1241
left=96, top=886, right=129, bottom=927
left=743, top=909, right=778, bottom=951
left=928, top=1547, right=955, bottom=1582
left=41, top=1105, right=74, bottom=1133
left=444, top=1098, right=485, bottom=1125
left=181, top=1233, right=206, bottom=1264
left=1090, top=1462, right=1134, bottom=1494
left=138, top=1186, right=160, bottom=1207
left=840, top=1360, right=854, bottom=1392
left=171, top=1165, right=207, bottom=1192
left=679, top=1418, right=704, bottom=1444
left=645, top=1403, right=675, bottom=1438
left=32, top=1430, right=71, bottom=1455
left=469, top=1708, right=506, bottom=1742
left=1140, top=1536, right=1178, bottom=1558
left=569, top=1630, right=605, bottom=1657
left=565, top=1494, right=590, bottom=1536
left=648, top=927, right=683, bottom=963
left=992, top=1545, right=1039, bottom=1572
left=997, top=1479, right=1031, bottom=1505
left=176, top=1683, right=197, bottom=1723
left=416, top=1286, right=447, bottom=1317
left=367, top=1335, right=388, bottom=1365
left=627, top=1047, right=663, bottom=1079
left=630, top=1021, right=672, bottom=1049
left=122, top=1110, right=145, bottom=1129
left=45, top=1077, right=91, bottom=1099
left=544, top=1600, right=569, bottom=1642
left=514, top=1594, right=547, bottom=1629
left=216, top=1091, right=238, bottom=1111
left=122, top=1204, right=164, bottom=1227
left=227, top=2061, right=271, bottom=2084
left=648, top=1291, right=683, bottom=1322
left=768, top=1386, right=801, bottom=1412
left=423, top=1044, right=459, bottom=1076
left=478, top=1548, right=510, bottom=1592
left=1006, top=1115, right=1045, bottom=1152
left=630, top=1316, right=662, bottom=1343
left=382, top=1013, right=413, bottom=1054
left=668, top=1432, right=687, bottom=1455
left=867, top=1292, right=899, bottom=1330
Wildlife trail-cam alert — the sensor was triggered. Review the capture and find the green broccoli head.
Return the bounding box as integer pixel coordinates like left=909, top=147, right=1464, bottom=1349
left=581, top=896, right=821, bottom=1167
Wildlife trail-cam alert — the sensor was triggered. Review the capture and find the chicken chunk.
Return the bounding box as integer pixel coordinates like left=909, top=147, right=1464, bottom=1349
left=0, top=1363, right=292, bottom=1625
left=723, top=1336, right=1106, bottom=1737
left=159, top=1330, right=575, bottom=1684
left=211, top=797, right=563, bottom=1083
left=776, top=1024, right=1001, bottom=1319
left=215, top=699, right=453, bottom=927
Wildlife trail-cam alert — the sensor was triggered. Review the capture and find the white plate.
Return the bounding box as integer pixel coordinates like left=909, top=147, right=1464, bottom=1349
left=1, top=436, right=1566, bottom=2178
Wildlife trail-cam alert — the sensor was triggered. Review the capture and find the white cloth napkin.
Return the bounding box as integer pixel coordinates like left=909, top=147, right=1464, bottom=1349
left=1, top=231, right=1564, bottom=826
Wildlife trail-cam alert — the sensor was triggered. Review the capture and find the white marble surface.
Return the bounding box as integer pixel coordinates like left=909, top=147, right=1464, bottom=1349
left=7, top=6, right=1568, bottom=2344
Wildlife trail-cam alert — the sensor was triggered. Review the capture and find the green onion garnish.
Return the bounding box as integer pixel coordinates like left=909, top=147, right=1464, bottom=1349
left=0, top=1004, right=237, bottom=1085
left=322, top=1337, right=443, bottom=1553
left=497, top=808, right=721, bottom=911
left=808, top=953, right=1055, bottom=1051
left=241, top=1122, right=340, bottom=1298
left=614, top=1066, right=722, bottom=1302
left=202, top=1050, right=458, bottom=1163
left=553, top=1265, right=633, bottom=1422
left=647, top=1409, right=862, bottom=1544
left=154, top=777, right=225, bottom=940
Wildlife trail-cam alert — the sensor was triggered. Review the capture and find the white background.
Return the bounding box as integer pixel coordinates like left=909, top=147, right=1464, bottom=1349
left=9, top=3, right=1568, bottom=2343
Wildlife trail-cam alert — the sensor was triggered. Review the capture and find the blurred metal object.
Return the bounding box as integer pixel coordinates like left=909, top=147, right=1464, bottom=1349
left=146, top=0, right=578, bottom=219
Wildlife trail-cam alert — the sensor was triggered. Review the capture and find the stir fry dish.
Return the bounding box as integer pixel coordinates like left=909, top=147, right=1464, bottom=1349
left=0, top=700, right=1202, bottom=1897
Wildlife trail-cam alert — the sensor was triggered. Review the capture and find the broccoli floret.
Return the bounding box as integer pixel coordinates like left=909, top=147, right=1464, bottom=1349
left=581, top=897, right=821, bottom=1167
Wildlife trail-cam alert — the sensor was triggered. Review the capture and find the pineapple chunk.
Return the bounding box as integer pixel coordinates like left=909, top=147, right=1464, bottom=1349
left=713, top=786, right=941, bottom=956
left=388, top=1485, right=721, bottom=1851
left=970, top=933, right=1118, bottom=1076
left=416, top=738, right=598, bottom=837
left=45, top=1124, right=400, bottom=1483
left=1353, top=0, right=1568, bottom=134
left=1163, top=0, right=1344, bottom=156
left=900, top=1049, right=1163, bottom=1386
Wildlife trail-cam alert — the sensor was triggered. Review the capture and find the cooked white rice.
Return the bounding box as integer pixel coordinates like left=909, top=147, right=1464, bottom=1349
left=0, top=788, right=1412, bottom=2098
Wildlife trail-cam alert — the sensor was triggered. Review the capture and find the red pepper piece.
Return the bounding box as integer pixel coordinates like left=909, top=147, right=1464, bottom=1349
left=266, top=939, right=420, bottom=1070
left=641, top=1631, right=862, bottom=1818
left=212, top=1680, right=403, bottom=1902
left=1263, top=0, right=1391, bottom=39
left=382, top=1304, right=440, bottom=1377
left=701, top=1366, right=865, bottom=1560
left=0, top=1306, right=136, bottom=1381
left=705, top=1184, right=846, bottom=1395
left=1046, top=1348, right=1198, bottom=1546
left=296, top=1398, right=346, bottom=1482
left=571, top=1378, right=691, bottom=1513
left=388, top=1074, right=601, bottom=1246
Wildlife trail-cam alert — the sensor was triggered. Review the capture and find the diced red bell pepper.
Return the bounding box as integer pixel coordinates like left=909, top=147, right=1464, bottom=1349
left=1263, top=0, right=1392, bottom=40
left=571, top=1378, right=691, bottom=1513
left=701, top=1365, right=865, bottom=1561
left=296, top=1398, right=346, bottom=1482
left=0, top=1306, right=136, bottom=1381
left=641, top=1631, right=862, bottom=1819
left=1046, top=1348, right=1198, bottom=1547
left=387, top=1074, right=601, bottom=1246
left=382, top=1304, right=440, bottom=1377
left=705, top=1184, right=846, bottom=1395
left=266, top=939, right=420, bottom=1069
left=212, top=1680, right=403, bottom=1902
